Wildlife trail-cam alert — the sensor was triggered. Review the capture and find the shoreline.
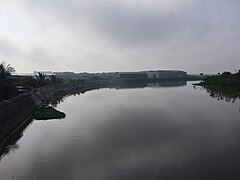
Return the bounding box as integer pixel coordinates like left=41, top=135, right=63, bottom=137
left=0, top=78, right=203, bottom=154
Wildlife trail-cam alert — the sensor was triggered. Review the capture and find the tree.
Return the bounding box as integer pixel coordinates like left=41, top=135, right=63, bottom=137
left=50, top=75, right=57, bottom=84
left=35, top=72, right=47, bottom=87
left=0, top=61, right=15, bottom=83
left=0, top=61, right=16, bottom=100
left=23, top=77, right=38, bottom=89
left=49, top=75, right=63, bottom=84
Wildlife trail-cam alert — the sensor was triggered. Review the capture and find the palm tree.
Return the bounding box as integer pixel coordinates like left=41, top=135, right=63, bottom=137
left=35, top=72, right=47, bottom=87
left=0, top=61, right=16, bottom=100
left=49, top=75, right=58, bottom=84
left=49, top=75, right=63, bottom=84
left=0, top=61, right=15, bottom=83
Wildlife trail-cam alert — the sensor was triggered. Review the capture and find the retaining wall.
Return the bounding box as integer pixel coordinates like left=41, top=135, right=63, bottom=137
left=0, top=80, right=120, bottom=143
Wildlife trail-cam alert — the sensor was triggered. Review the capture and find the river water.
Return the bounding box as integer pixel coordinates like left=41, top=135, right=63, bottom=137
left=0, top=81, right=240, bottom=180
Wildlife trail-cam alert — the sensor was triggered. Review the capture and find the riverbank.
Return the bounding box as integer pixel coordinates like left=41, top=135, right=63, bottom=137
left=1, top=80, right=240, bottom=180
left=194, top=71, right=240, bottom=101
left=0, top=79, right=123, bottom=144
left=0, top=78, right=202, bottom=152
left=32, top=106, right=66, bottom=120
left=195, top=71, right=240, bottom=90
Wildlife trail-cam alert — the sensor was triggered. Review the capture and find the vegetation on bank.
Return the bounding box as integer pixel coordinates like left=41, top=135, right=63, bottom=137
left=32, top=106, right=66, bottom=120
left=195, top=71, right=240, bottom=102
left=22, top=72, right=63, bottom=89
left=0, top=61, right=64, bottom=101
left=0, top=61, right=116, bottom=101
left=197, top=71, right=240, bottom=92
left=0, top=62, right=17, bottom=100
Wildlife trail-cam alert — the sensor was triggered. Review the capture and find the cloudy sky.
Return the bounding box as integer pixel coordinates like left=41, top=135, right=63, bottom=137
left=0, top=0, right=239, bottom=73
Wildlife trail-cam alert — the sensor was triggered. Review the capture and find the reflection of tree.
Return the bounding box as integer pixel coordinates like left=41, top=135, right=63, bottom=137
left=194, top=85, right=240, bottom=104
left=206, top=88, right=239, bottom=103
left=195, top=71, right=240, bottom=104
left=48, top=90, right=81, bottom=107
left=0, top=118, right=33, bottom=160
left=1, top=142, right=20, bottom=160
left=193, top=84, right=240, bottom=112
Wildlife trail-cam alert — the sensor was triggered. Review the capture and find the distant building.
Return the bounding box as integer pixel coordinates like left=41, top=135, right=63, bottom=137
left=33, top=71, right=54, bottom=75
left=119, top=70, right=187, bottom=80
left=54, top=72, right=76, bottom=76
left=145, top=71, right=160, bottom=79
left=119, top=72, right=147, bottom=80
left=147, top=70, right=187, bottom=79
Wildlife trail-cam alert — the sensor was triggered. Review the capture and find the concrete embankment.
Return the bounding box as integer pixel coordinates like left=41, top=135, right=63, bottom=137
left=0, top=90, right=42, bottom=145
left=0, top=82, right=80, bottom=145
left=0, top=80, right=119, bottom=146
left=0, top=79, right=190, bottom=154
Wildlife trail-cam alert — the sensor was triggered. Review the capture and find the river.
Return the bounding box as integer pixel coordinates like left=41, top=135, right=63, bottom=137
left=0, top=81, right=240, bottom=180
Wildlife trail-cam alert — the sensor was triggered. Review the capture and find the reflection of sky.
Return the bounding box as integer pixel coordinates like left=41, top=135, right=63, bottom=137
left=0, top=84, right=240, bottom=180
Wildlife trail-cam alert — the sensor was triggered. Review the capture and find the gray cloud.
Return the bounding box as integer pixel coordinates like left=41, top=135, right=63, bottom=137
left=23, top=0, right=196, bottom=45
left=0, top=37, right=22, bottom=57
left=1, top=0, right=239, bottom=73
left=0, top=36, right=57, bottom=71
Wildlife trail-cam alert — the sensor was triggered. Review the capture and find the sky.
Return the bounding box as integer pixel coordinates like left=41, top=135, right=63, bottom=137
left=0, top=0, right=239, bottom=73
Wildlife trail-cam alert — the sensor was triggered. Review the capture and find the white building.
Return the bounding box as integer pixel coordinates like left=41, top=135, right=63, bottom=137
left=145, top=71, right=160, bottom=79
left=144, top=70, right=187, bottom=79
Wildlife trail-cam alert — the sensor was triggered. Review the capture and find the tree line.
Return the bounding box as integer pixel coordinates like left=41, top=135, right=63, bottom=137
left=198, top=71, right=240, bottom=91
left=0, top=62, right=16, bottom=100
left=0, top=62, right=63, bottom=101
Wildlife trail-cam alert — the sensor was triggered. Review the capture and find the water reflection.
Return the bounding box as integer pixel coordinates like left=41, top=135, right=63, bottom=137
left=206, top=88, right=240, bottom=103
left=194, top=85, right=240, bottom=104
left=0, top=117, right=33, bottom=160
left=0, top=107, right=66, bottom=159
left=0, top=81, right=239, bottom=180
left=0, top=81, right=186, bottom=160
left=116, top=80, right=186, bottom=89
left=49, top=91, right=79, bottom=107
left=49, top=80, right=187, bottom=105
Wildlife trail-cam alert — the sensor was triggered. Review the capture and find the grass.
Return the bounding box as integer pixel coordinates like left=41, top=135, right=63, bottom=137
left=32, top=106, right=66, bottom=120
